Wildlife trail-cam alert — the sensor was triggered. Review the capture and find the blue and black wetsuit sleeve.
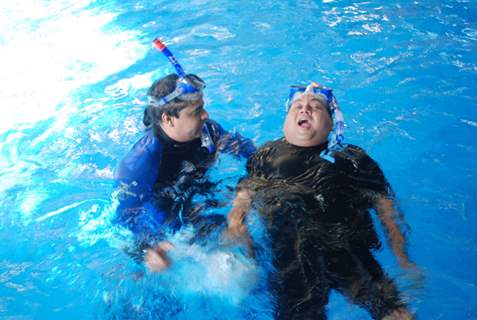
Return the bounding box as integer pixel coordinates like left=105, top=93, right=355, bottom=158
left=114, top=130, right=168, bottom=252
left=205, top=119, right=256, bottom=159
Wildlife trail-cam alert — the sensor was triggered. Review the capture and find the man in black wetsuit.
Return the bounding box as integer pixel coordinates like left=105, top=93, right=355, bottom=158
left=114, top=43, right=255, bottom=272
left=226, top=83, right=415, bottom=319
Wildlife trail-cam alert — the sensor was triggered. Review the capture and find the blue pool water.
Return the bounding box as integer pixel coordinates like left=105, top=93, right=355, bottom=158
left=1, top=0, right=476, bottom=319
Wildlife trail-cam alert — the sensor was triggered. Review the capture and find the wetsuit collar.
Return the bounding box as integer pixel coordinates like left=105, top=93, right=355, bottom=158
left=155, top=124, right=200, bottom=149
left=284, top=138, right=328, bottom=152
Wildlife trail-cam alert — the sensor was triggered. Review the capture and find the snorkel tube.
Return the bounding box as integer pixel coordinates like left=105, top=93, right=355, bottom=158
left=321, top=93, right=345, bottom=163
left=329, top=95, right=345, bottom=146
left=151, top=38, right=215, bottom=154
left=153, top=38, right=187, bottom=78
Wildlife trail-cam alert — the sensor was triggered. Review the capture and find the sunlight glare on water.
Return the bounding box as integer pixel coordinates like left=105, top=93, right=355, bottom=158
left=0, top=0, right=146, bottom=133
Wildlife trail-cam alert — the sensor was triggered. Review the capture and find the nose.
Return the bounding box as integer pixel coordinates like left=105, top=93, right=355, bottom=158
left=201, top=108, right=209, bottom=121
left=299, top=104, right=313, bottom=114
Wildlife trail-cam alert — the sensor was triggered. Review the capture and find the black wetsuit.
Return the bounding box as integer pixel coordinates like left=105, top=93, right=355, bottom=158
left=239, top=138, right=404, bottom=320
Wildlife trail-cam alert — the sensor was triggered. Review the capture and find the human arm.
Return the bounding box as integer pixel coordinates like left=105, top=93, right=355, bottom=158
left=114, top=131, right=173, bottom=271
left=226, top=189, right=253, bottom=238
left=114, top=131, right=165, bottom=233
left=115, top=185, right=174, bottom=272
left=206, top=119, right=256, bottom=159
left=374, top=196, right=414, bottom=269
left=116, top=184, right=174, bottom=272
left=223, top=143, right=272, bottom=254
left=349, top=145, right=416, bottom=270
left=224, top=188, right=255, bottom=254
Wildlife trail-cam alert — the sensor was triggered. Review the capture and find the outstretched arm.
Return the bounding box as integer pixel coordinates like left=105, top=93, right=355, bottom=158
left=353, top=147, right=416, bottom=270
left=374, top=197, right=413, bottom=269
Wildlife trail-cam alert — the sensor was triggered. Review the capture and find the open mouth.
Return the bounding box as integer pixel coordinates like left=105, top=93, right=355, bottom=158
left=298, top=119, right=311, bottom=128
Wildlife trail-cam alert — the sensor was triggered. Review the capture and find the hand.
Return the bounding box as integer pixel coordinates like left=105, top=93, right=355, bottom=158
left=397, top=256, right=415, bottom=270
left=402, top=263, right=426, bottom=292
left=144, top=241, right=174, bottom=272
left=382, top=307, right=414, bottom=320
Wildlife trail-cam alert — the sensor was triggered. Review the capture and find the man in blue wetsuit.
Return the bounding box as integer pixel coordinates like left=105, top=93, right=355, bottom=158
left=115, top=40, right=255, bottom=272
left=226, top=83, right=416, bottom=320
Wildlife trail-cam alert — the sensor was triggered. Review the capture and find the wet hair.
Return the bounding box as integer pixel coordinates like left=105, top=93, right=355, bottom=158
left=142, top=73, right=203, bottom=128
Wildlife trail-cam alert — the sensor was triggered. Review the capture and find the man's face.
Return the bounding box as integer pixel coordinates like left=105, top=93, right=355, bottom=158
left=171, top=98, right=209, bottom=142
left=283, top=94, right=333, bottom=147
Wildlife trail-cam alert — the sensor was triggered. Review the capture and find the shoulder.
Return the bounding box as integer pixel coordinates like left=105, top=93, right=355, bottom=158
left=115, top=130, right=163, bottom=182
left=129, top=130, right=163, bottom=160
left=246, top=138, right=283, bottom=170
left=256, top=138, right=285, bottom=154
left=335, top=144, right=392, bottom=196
left=334, top=144, right=372, bottom=161
left=334, top=144, right=384, bottom=175
left=248, top=138, right=288, bottom=163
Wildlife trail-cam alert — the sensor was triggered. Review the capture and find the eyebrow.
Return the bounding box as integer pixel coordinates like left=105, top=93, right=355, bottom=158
left=190, top=104, right=203, bottom=114
left=293, top=98, right=326, bottom=108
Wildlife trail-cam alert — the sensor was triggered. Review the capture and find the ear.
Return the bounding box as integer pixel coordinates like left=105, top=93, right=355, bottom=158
left=161, top=113, right=174, bottom=127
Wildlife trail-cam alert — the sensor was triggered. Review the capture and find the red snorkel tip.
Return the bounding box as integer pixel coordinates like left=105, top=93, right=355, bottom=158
left=153, top=38, right=166, bottom=51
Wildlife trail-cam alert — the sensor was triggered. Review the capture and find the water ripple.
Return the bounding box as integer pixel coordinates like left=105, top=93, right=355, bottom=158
left=461, top=119, right=477, bottom=128
left=172, top=24, right=235, bottom=44
left=462, top=27, right=477, bottom=40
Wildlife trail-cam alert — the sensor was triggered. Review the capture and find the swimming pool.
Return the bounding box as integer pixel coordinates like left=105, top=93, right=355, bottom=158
left=1, top=0, right=476, bottom=319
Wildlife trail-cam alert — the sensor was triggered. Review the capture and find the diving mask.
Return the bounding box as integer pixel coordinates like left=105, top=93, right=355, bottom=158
left=150, top=38, right=205, bottom=107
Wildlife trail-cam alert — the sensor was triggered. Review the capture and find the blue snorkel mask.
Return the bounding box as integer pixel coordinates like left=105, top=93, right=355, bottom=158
left=286, top=82, right=345, bottom=163
left=149, top=38, right=205, bottom=107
